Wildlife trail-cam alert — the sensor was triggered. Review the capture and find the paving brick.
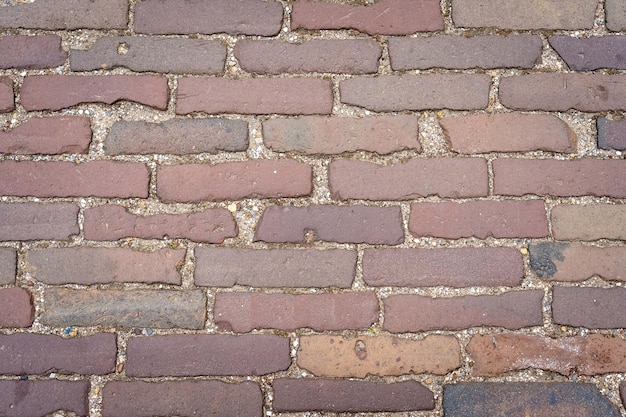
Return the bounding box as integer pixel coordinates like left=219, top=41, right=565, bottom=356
left=0, top=380, right=89, bottom=417
left=255, top=205, right=404, bottom=244
left=0, top=116, right=92, bottom=155
left=20, top=75, right=169, bottom=111
left=597, top=118, right=626, bottom=151
left=552, top=287, right=626, bottom=328
left=41, top=288, right=206, bottom=329
left=194, top=248, right=356, bottom=288
left=409, top=200, right=549, bottom=239
left=0, top=77, right=14, bottom=113
left=83, top=205, right=236, bottom=243
left=157, top=160, right=312, bottom=202
left=291, top=0, right=443, bottom=35
left=0, top=248, right=16, bottom=285
left=551, top=204, right=626, bottom=241
left=384, top=291, right=543, bottom=332
left=440, top=114, right=576, bottom=154
left=0, top=35, right=66, bottom=69
left=214, top=292, right=379, bottom=332
left=125, top=334, right=290, bottom=377
left=621, top=382, right=626, bottom=409
left=176, top=77, right=332, bottom=115
left=550, top=35, right=626, bottom=71
left=606, top=0, right=626, bottom=31
left=0, top=288, right=33, bottom=328
left=297, top=334, right=460, bottom=377
left=0, top=203, right=79, bottom=241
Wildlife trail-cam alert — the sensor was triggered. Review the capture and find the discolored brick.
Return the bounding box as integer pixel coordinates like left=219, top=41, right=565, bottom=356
left=0, top=288, right=33, bottom=328
left=550, top=35, right=626, bottom=71
left=551, top=204, right=626, bottom=241
left=0, top=248, right=16, bottom=285
left=0, top=77, right=13, bottom=113
left=0, top=35, right=66, bottom=69
left=0, top=116, right=91, bottom=155
left=606, top=0, right=626, bottom=31
left=0, top=380, right=89, bottom=417
left=0, top=203, right=79, bottom=241
left=552, top=287, right=626, bottom=329
left=597, top=118, right=626, bottom=151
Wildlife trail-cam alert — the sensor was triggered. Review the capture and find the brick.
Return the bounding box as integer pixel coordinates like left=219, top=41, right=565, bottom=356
left=0, top=160, right=149, bottom=198
left=0, top=380, right=89, bottom=417
left=28, top=247, right=184, bottom=285
left=409, top=200, right=549, bottom=239
left=0, top=288, right=33, bottom=328
left=214, top=292, right=379, bottom=332
left=550, top=35, right=626, bottom=71
left=0, top=333, right=115, bottom=375
left=389, top=34, right=542, bottom=70
left=297, top=334, right=460, bottom=377
left=607, top=0, right=626, bottom=31
left=125, top=334, right=290, bottom=377
left=0, top=35, right=66, bottom=69
left=340, top=74, right=491, bottom=111
left=176, top=77, right=332, bottom=115
left=194, top=248, right=356, bottom=288
left=0, top=248, right=16, bottom=285
left=551, top=204, right=626, bottom=241
left=622, top=382, right=626, bottom=408
left=552, top=287, right=626, bottom=328
left=41, top=288, right=206, bottom=329
left=363, top=247, right=524, bottom=287
left=21, top=75, right=168, bottom=111
left=0, top=203, right=79, bottom=241
left=255, top=205, right=404, bottom=244
left=157, top=160, right=312, bottom=202
left=134, top=0, right=283, bottom=36
left=83, top=205, right=236, bottom=243
left=0, top=77, right=13, bottom=113
left=384, top=291, right=543, bottom=332
left=291, top=0, right=443, bottom=35
left=597, top=118, right=626, bottom=151
left=0, top=116, right=91, bottom=155
left=440, top=114, right=576, bottom=154
left=105, top=118, right=248, bottom=155
left=273, top=379, right=434, bottom=412
left=102, top=380, right=262, bottom=417
left=71, top=36, right=226, bottom=74
left=329, top=158, right=488, bottom=200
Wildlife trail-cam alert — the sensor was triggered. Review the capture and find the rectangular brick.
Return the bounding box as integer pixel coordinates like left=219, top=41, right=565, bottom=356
left=0, top=35, right=66, bottom=69
left=552, top=287, right=626, bottom=328
left=551, top=204, right=626, bottom=241
left=621, top=382, right=626, bottom=409
left=0, top=380, right=89, bottom=417
left=0, top=203, right=79, bottom=241
left=597, top=118, right=626, bottom=151
left=0, top=116, right=91, bottom=155
left=0, top=77, right=14, bottom=112
left=0, top=288, right=33, bottom=328
left=607, top=0, right=626, bottom=31
left=0, top=248, right=16, bottom=285
left=550, top=35, right=626, bottom=71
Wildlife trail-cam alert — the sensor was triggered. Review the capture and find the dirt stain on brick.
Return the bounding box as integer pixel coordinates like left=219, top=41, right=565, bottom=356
left=529, top=242, right=570, bottom=278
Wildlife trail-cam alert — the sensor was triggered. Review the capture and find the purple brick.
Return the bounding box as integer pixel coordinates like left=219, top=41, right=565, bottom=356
left=550, top=35, right=626, bottom=71
left=597, top=118, right=626, bottom=151
left=0, top=380, right=89, bottom=417
left=552, top=287, right=626, bottom=328
left=0, top=203, right=79, bottom=241
left=0, top=35, right=67, bottom=69
left=0, top=248, right=16, bottom=285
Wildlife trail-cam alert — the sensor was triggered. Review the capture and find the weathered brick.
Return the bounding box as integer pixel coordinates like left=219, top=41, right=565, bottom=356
left=0, top=203, right=79, bottom=241
left=41, top=288, right=206, bottom=329
left=194, top=248, right=356, bottom=288
left=440, top=114, right=576, bottom=154
left=550, top=35, right=626, bottom=71
left=597, top=118, right=626, bottom=151
left=341, top=74, right=491, bottom=111
left=0, top=248, right=16, bottom=285
left=126, top=334, right=290, bottom=377
left=551, top=204, right=626, bottom=241
left=102, top=380, right=262, bottom=417
left=0, top=380, right=89, bottom=417
left=409, top=200, right=549, bottom=239
left=0, top=77, right=14, bottom=113
left=176, top=77, right=332, bottom=115
left=214, top=292, right=379, bottom=332
left=384, top=291, right=543, bottom=332
left=71, top=36, right=226, bottom=74
left=607, top=0, right=626, bottom=31
left=297, top=334, right=460, bottom=377
left=0, top=288, right=33, bottom=328
left=621, top=382, right=626, bottom=409
left=0, top=35, right=66, bottom=69
left=0, top=160, right=149, bottom=198
left=291, top=0, right=444, bottom=35
left=389, top=34, right=542, bottom=70
left=329, top=158, right=488, bottom=200
left=28, top=247, right=184, bottom=285
left=21, top=75, right=169, bottom=111
left=157, top=160, right=312, bottom=202
left=0, top=116, right=91, bottom=155
left=255, top=205, right=404, bottom=244
left=83, top=205, right=236, bottom=243
left=273, top=379, right=434, bottom=412
left=552, top=287, right=626, bottom=328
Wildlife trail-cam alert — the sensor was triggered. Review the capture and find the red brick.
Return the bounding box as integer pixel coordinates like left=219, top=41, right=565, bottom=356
left=291, top=0, right=443, bottom=35
left=0, top=288, right=33, bottom=328
left=384, top=291, right=543, bottom=332
left=0, top=116, right=91, bottom=155
left=597, top=118, right=626, bottom=151
left=0, top=380, right=89, bottom=417
left=607, top=0, right=626, bottom=31
left=550, top=35, right=626, bottom=71
left=552, top=287, right=626, bottom=329
left=329, top=158, right=488, bottom=200
left=0, top=35, right=66, bottom=69
left=409, top=200, right=549, bottom=239
left=83, top=205, right=236, bottom=243
left=0, top=77, right=14, bottom=113
left=214, top=292, right=379, bottom=332
left=0, top=203, right=79, bottom=241
left=176, top=77, right=332, bottom=115
left=551, top=204, right=626, bottom=241
left=20, top=75, right=169, bottom=111
left=0, top=248, right=16, bottom=285
left=157, top=160, right=312, bottom=202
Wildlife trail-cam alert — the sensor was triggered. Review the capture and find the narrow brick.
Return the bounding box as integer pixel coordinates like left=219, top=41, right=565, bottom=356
left=553, top=287, right=626, bottom=329
left=597, top=118, right=626, bottom=151
left=607, top=0, right=626, bottom=31
left=0, top=203, right=79, bottom=241
left=551, top=204, right=626, bottom=241
left=0, top=380, right=89, bottom=417
left=0, top=116, right=91, bottom=155
left=0, top=248, right=16, bottom=285
left=214, top=292, right=379, bottom=332
left=0, top=35, right=66, bottom=69
left=0, top=288, right=33, bottom=328
left=621, top=382, right=626, bottom=409
left=550, top=35, right=626, bottom=71
left=0, top=77, right=14, bottom=113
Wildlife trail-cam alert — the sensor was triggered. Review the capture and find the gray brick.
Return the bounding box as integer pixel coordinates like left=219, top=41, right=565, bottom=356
left=550, top=35, right=626, bottom=71
left=0, top=248, right=16, bottom=285
left=0, top=203, right=79, bottom=241
left=597, top=118, right=626, bottom=151
left=606, top=0, right=626, bottom=31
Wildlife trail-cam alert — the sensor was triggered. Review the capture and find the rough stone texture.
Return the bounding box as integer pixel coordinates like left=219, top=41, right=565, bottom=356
left=551, top=204, right=626, bottom=241
left=0, top=203, right=79, bottom=241
left=0, top=248, right=16, bottom=285
left=194, top=248, right=356, bottom=288
left=0, top=116, right=92, bottom=155
left=0, top=35, right=67, bottom=69
left=552, top=287, right=626, bottom=329
left=606, top=0, right=626, bottom=31
left=0, top=77, right=14, bottom=112
left=597, top=118, right=626, bottom=151
left=550, top=35, right=626, bottom=71
left=0, top=380, right=90, bottom=417
left=0, top=288, right=33, bottom=328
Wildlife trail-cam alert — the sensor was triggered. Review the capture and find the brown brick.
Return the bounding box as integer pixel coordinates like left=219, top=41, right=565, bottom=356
left=607, top=0, right=626, bottom=31
left=214, top=292, right=379, bottom=332
left=255, top=205, right=404, bottom=244
left=41, top=288, right=206, bottom=329
left=0, top=35, right=66, bottom=69
left=0, top=116, right=91, bottom=155
left=83, top=205, right=236, bottom=243
left=157, top=160, right=312, bottom=202
left=21, top=75, right=168, bottom=111
left=194, top=248, right=356, bottom=288
left=440, top=114, right=576, bottom=154
left=550, top=35, right=626, bottom=71
left=0, top=288, right=33, bottom=328
left=552, top=287, right=626, bottom=329
left=126, top=334, right=290, bottom=377
left=384, top=291, right=544, bottom=332
left=551, top=204, right=626, bottom=241
left=597, top=118, right=626, bottom=151
left=621, top=382, right=626, bottom=408
left=0, top=77, right=14, bottom=113
left=0, top=248, right=16, bottom=285
left=340, top=74, right=491, bottom=111
left=0, top=203, right=79, bottom=241
left=0, top=380, right=89, bottom=417
left=297, top=334, right=460, bottom=377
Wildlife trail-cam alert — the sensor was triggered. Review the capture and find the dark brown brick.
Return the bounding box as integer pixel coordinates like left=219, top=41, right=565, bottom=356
left=0, top=77, right=14, bottom=113
left=552, top=287, right=626, bottom=328
left=0, top=35, right=66, bottom=69
left=607, top=0, right=626, bottom=31
left=0, top=288, right=33, bottom=328
left=550, top=35, right=626, bottom=71
left=597, top=118, right=626, bottom=151
left=0, top=380, right=89, bottom=417
left=0, top=116, right=92, bottom=155
left=0, top=248, right=16, bottom=285
left=551, top=204, right=626, bottom=241
left=0, top=203, right=79, bottom=241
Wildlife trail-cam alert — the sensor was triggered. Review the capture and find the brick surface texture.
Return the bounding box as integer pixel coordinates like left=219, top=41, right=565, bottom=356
left=0, top=35, right=67, bottom=69
left=0, top=77, right=14, bottom=112
left=0, top=116, right=92, bottom=155
left=597, top=117, right=626, bottom=150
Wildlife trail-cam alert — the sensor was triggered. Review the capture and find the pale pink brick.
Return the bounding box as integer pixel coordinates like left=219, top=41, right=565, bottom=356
left=0, top=77, right=14, bottom=113
left=0, top=116, right=91, bottom=155
left=0, top=35, right=67, bottom=69
left=551, top=204, right=626, bottom=241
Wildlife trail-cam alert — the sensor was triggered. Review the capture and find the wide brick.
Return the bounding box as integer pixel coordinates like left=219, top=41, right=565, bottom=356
left=440, top=114, right=576, bottom=154
left=384, top=291, right=543, bottom=332
left=0, top=380, right=89, bottom=417
left=0, top=248, right=16, bottom=285
left=551, top=204, right=626, bottom=240
left=0, top=116, right=91, bottom=155
left=0, top=203, right=79, bottom=241
left=41, top=288, right=206, bottom=329
left=552, top=287, right=626, bottom=328
left=157, top=160, right=312, bottom=202
left=409, top=200, right=549, bottom=239
left=597, top=118, right=626, bottom=151
left=0, top=77, right=14, bottom=113
left=607, top=0, right=626, bottom=31
left=550, top=35, right=626, bottom=71
left=125, top=334, right=290, bottom=377
left=83, top=205, right=236, bottom=243
left=0, top=288, right=33, bottom=328
left=21, top=75, right=169, bottom=111
left=329, top=158, right=488, bottom=200
left=255, top=205, right=404, bottom=244
left=340, top=74, right=490, bottom=112
left=194, top=248, right=356, bottom=288
left=214, top=292, right=379, bottom=332
left=0, top=35, right=66, bottom=69
left=176, top=77, right=332, bottom=115
left=297, top=334, right=460, bottom=377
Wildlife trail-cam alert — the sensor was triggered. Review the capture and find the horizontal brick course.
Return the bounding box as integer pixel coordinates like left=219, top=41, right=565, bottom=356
left=552, top=287, right=626, bottom=328
left=0, top=35, right=66, bottom=69
left=597, top=118, right=626, bottom=151
left=0, top=203, right=79, bottom=241
left=0, top=380, right=90, bottom=417
left=0, top=77, right=14, bottom=113
left=551, top=204, right=626, bottom=241
left=0, top=116, right=92, bottom=155
left=0, top=248, right=16, bottom=285
left=550, top=35, right=626, bottom=71
left=0, top=288, right=34, bottom=328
